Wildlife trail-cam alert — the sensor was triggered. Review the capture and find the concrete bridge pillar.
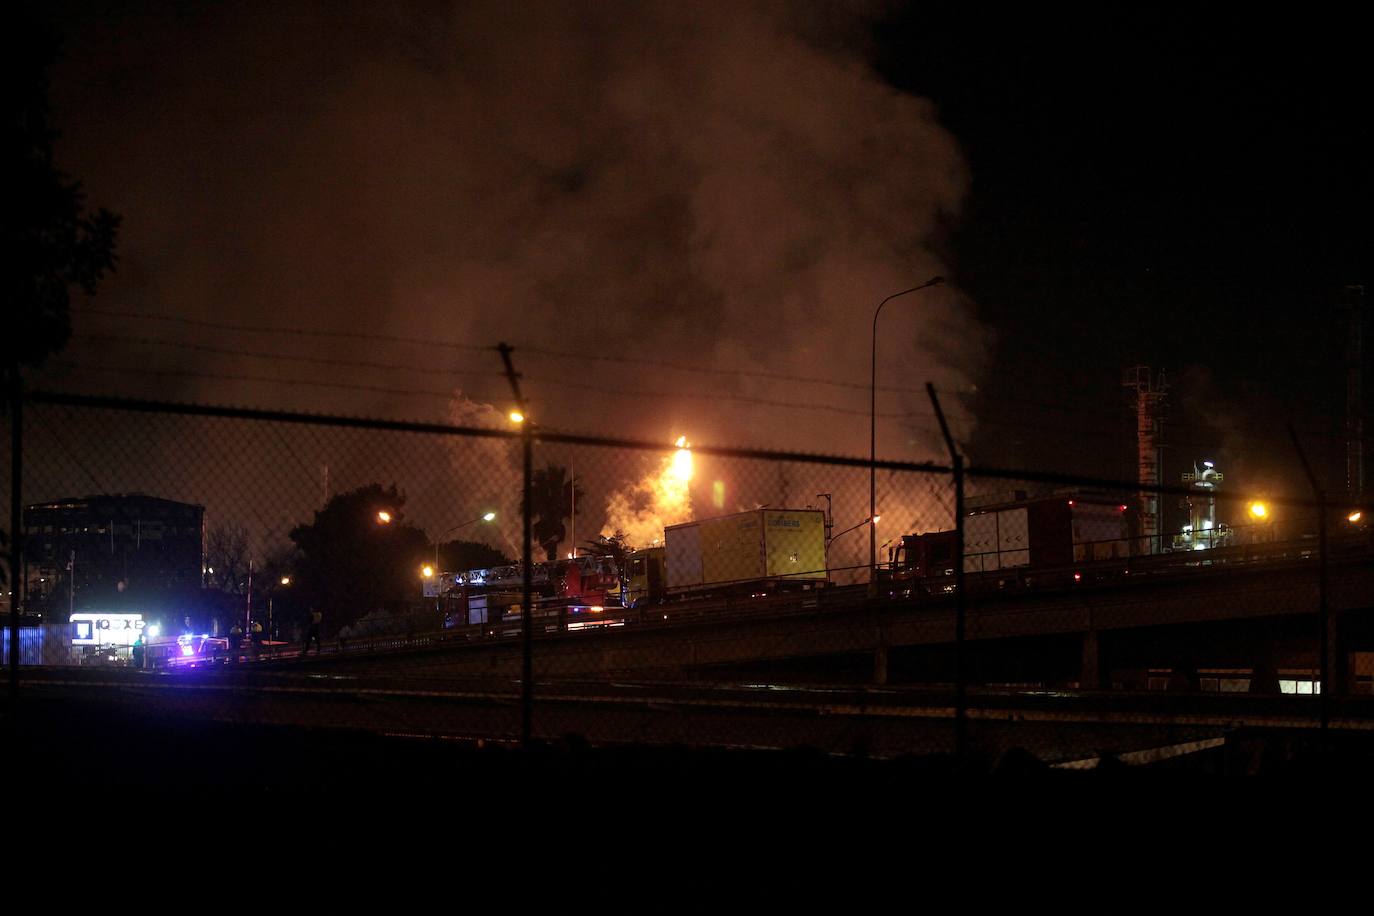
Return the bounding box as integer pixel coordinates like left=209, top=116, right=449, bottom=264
left=1081, top=629, right=1101, bottom=690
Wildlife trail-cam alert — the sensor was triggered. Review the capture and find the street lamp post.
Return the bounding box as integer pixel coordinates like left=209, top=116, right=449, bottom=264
left=269, top=575, right=290, bottom=643
left=431, top=513, right=496, bottom=611
left=828, top=515, right=880, bottom=569
left=870, top=277, right=944, bottom=583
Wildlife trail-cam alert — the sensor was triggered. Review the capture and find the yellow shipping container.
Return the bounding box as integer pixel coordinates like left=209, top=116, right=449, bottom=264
left=666, top=508, right=827, bottom=591
left=762, top=510, right=827, bottom=580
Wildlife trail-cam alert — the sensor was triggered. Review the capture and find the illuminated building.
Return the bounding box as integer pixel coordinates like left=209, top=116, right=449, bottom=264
left=23, top=494, right=205, bottom=620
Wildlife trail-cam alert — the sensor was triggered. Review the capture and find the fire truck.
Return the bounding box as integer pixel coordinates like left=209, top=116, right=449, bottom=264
left=885, top=493, right=1135, bottom=592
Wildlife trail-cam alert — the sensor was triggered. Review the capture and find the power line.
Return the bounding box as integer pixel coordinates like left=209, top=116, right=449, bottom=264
left=30, top=418, right=113, bottom=501
left=521, top=343, right=906, bottom=394
left=77, top=307, right=1357, bottom=442
left=49, top=360, right=508, bottom=404
left=49, top=358, right=921, bottom=421
left=71, top=333, right=506, bottom=380
left=519, top=371, right=921, bottom=420
left=67, top=320, right=969, bottom=423
left=49, top=357, right=1343, bottom=454
left=49, top=328, right=1357, bottom=453
left=65, top=326, right=975, bottom=423
left=74, top=306, right=941, bottom=398
left=73, top=307, right=491, bottom=353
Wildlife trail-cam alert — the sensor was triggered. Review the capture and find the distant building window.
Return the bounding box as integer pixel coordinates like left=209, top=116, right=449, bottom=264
left=1199, top=668, right=1252, bottom=693
left=1200, top=677, right=1252, bottom=693
left=1278, top=669, right=1321, bottom=695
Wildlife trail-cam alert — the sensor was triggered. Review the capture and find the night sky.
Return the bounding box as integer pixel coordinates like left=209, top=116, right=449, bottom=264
left=876, top=8, right=1369, bottom=491
left=25, top=2, right=1372, bottom=504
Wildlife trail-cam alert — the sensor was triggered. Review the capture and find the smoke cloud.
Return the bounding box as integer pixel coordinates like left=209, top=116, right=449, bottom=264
left=42, top=0, right=987, bottom=551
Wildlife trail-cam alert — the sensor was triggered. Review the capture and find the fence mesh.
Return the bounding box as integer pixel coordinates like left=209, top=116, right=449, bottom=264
left=4, top=390, right=1372, bottom=776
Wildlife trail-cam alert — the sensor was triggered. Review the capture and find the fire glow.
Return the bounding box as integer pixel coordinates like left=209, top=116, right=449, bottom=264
left=601, top=436, right=696, bottom=547
left=671, top=437, right=693, bottom=483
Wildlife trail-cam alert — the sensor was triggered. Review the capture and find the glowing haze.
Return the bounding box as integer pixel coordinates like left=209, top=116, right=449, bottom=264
left=601, top=436, right=694, bottom=545
left=43, top=1, right=987, bottom=554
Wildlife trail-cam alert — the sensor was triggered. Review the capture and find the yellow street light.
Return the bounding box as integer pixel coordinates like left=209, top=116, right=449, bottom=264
left=280, top=576, right=291, bottom=586
left=509, top=410, right=525, bottom=424
left=1248, top=501, right=1268, bottom=520
left=421, top=565, right=434, bottom=579
left=1350, top=510, right=1364, bottom=524
left=377, top=510, right=393, bottom=524
left=482, top=511, right=497, bottom=522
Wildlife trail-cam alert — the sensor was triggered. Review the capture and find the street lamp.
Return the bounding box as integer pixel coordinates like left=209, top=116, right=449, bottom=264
left=268, top=576, right=291, bottom=643
left=430, top=512, right=497, bottom=610
left=828, top=515, right=880, bottom=565
left=871, top=276, right=944, bottom=581
left=1247, top=500, right=1273, bottom=545
left=376, top=510, right=393, bottom=524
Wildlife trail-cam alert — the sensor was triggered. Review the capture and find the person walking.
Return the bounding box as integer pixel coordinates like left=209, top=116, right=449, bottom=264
left=250, top=619, right=264, bottom=658
left=301, top=607, right=323, bottom=657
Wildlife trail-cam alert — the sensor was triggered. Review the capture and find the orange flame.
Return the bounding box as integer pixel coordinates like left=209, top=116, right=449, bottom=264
left=602, top=437, right=695, bottom=546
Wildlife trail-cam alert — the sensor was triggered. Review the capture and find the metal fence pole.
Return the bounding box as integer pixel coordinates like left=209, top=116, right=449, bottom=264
left=1318, top=493, right=1330, bottom=736
left=926, top=384, right=966, bottom=766
left=521, top=420, right=533, bottom=746
left=1287, top=424, right=1330, bottom=739
left=497, top=343, right=535, bottom=748
left=953, top=452, right=966, bottom=762
left=8, top=369, right=21, bottom=698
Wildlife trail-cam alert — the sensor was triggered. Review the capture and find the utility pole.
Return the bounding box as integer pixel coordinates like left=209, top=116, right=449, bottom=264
left=9, top=369, right=21, bottom=696
left=1342, top=286, right=1365, bottom=503
left=1123, top=366, right=1168, bottom=554
left=497, top=343, right=534, bottom=748
left=245, top=558, right=253, bottom=634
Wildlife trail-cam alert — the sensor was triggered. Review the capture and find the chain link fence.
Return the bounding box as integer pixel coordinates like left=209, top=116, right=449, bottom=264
left=5, top=389, right=1373, bottom=776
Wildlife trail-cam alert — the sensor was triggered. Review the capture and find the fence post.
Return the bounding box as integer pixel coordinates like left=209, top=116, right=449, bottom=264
left=497, top=343, right=535, bottom=748
left=521, top=424, right=533, bottom=743
left=926, top=384, right=966, bottom=766
left=8, top=369, right=20, bottom=696
left=1287, top=424, right=1330, bottom=740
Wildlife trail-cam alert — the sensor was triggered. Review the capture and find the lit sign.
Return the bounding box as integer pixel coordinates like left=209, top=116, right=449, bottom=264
left=70, top=613, right=145, bottom=647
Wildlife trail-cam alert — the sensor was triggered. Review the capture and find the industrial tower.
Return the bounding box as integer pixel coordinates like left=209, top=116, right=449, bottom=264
left=1123, top=366, right=1167, bottom=553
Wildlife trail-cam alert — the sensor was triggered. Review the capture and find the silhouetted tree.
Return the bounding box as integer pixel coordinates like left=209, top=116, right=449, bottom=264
left=288, top=484, right=429, bottom=635
left=437, top=539, right=511, bottom=572
left=3, top=19, right=120, bottom=598
left=582, top=530, right=633, bottom=571
left=6, top=17, right=120, bottom=372
left=205, top=523, right=252, bottom=595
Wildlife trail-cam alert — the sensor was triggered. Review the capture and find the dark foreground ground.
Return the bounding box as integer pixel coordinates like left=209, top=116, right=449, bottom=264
left=7, top=694, right=1374, bottom=794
